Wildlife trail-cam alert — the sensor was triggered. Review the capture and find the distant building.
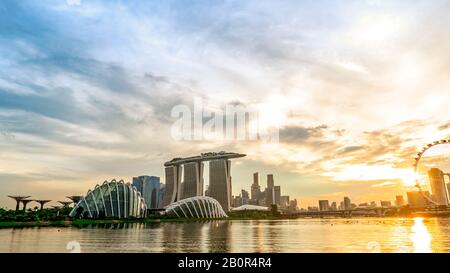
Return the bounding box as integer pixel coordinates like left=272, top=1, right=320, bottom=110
left=265, top=174, right=275, bottom=206
left=343, top=197, right=351, bottom=210
left=132, top=176, right=161, bottom=209
left=407, top=191, right=431, bottom=208
left=241, top=189, right=250, bottom=205
left=318, top=200, right=330, bottom=211
left=380, top=201, right=392, bottom=208
left=251, top=172, right=261, bottom=202
left=267, top=174, right=274, bottom=188
left=233, top=195, right=243, bottom=207
left=274, top=186, right=281, bottom=206
left=339, top=201, right=344, bottom=210
left=280, top=196, right=290, bottom=208
left=370, top=201, right=377, bottom=208
left=308, top=206, right=319, bottom=212
left=358, top=203, right=368, bottom=208
left=428, top=168, right=449, bottom=206
left=289, top=199, right=298, bottom=212
left=330, top=201, right=337, bottom=211
left=395, top=195, right=406, bottom=207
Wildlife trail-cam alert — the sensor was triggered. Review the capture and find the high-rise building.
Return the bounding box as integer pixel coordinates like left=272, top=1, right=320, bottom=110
left=395, top=195, right=406, bottom=207
left=318, top=200, right=330, bottom=211
left=132, top=176, right=161, bottom=209
left=233, top=195, right=243, bottom=207
left=343, top=197, right=351, bottom=210
left=407, top=191, right=431, bottom=208
left=265, top=174, right=275, bottom=206
left=162, top=165, right=182, bottom=207
left=280, top=196, right=290, bottom=208
left=158, top=183, right=165, bottom=208
left=251, top=172, right=261, bottom=201
left=289, top=199, right=298, bottom=212
left=380, top=200, right=392, bottom=208
left=428, top=168, right=449, bottom=206
left=330, top=202, right=337, bottom=211
left=274, top=186, right=281, bottom=206
left=181, top=162, right=204, bottom=199
left=267, top=174, right=274, bottom=188
left=208, top=159, right=232, bottom=212
left=241, top=189, right=250, bottom=205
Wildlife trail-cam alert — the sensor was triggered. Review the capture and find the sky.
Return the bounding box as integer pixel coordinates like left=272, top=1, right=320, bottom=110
left=1, top=0, right=450, bottom=209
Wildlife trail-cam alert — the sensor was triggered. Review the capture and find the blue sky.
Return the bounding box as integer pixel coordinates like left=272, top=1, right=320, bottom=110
left=1, top=0, right=450, bottom=209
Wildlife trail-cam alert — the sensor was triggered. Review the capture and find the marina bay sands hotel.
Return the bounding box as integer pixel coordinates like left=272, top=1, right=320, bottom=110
left=162, top=152, right=246, bottom=212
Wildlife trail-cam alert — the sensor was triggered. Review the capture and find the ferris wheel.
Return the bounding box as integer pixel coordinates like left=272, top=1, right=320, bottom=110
left=413, top=139, right=450, bottom=206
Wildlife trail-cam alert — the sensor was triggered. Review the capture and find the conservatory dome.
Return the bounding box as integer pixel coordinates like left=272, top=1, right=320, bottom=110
left=164, top=196, right=227, bottom=218
left=69, top=179, right=147, bottom=219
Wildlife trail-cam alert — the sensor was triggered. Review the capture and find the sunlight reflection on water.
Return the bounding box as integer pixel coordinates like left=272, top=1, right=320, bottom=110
left=1, top=217, right=450, bottom=253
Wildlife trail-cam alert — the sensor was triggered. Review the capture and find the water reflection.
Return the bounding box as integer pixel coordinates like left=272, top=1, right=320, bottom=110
left=2, top=218, right=450, bottom=253
left=411, top=218, right=432, bottom=253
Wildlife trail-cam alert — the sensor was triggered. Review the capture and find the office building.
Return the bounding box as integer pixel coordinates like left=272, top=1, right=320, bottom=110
left=274, top=186, right=281, bottom=206
left=132, top=176, right=161, bottom=209
left=395, top=195, right=406, bottom=207
left=428, top=168, right=449, bottom=206
left=319, top=200, right=330, bottom=211
left=343, top=197, right=351, bottom=210
left=251, top=172, right=261, bottom=201
left=241, top=189, right=250, bottom=205
left=265, top=174, right=275, bottom=206
left=289, top=199, right=298, bottom=212
left=330, top=201, right=337, bottom=211
left=280, top=196, right=290, bottom=208
left=407, top=191, right=431, bottom=208
left=380, top=200, right=392, bottom=208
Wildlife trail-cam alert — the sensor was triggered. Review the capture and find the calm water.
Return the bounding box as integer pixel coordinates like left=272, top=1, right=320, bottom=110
left=2, top=217, right=450, bottom=253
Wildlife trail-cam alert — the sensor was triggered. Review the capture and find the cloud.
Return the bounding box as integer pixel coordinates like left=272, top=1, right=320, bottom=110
left=1, top=0, right=450, bottom=208
left=66, top=0, right=81, bottom=6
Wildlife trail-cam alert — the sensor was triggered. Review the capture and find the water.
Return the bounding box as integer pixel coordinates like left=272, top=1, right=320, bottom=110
left=2, top=217, right=450, bottom=253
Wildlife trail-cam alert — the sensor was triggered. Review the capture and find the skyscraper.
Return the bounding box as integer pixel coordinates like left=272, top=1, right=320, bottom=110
left=407, top=191, right=431, bottom=208
left=289, top=199, right=298, bottom=212
left=280, top=196, right=290, bottom=208
left=319, top=200, right=330, bottom=211
left=265, top=174, right=275, bottom=206
left=343, top=197, right=351, bottom=210
left=267, top=174, right=274, bottom=188
left=274, top=186, right=281, bottom=206
left=251, top=172, right=261, bottom=201
left=241, top=189, right=250, bottom=205
left=428, top=168, right=449, bottom=206
left=395, top=195, right=406, bottom=207
left=162, top=165, right=182, bottom=207
left=181, top=162, right=204, bottom=199
left=330, top=201, right=337, bottom=211
left=208, top=159, right=232, bottom=212
left=132, top=176, right=161, bottom=209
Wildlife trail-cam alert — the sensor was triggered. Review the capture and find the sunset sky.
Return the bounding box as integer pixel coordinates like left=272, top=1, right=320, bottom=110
left=1, top=0, right=450, bottom=209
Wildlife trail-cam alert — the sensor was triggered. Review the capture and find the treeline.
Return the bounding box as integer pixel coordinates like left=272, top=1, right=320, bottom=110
left=0, top=207, right=72, bottom=222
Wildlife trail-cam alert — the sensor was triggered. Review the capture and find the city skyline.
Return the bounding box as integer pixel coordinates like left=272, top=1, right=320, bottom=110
left=1, top=1, right=450, bottom=209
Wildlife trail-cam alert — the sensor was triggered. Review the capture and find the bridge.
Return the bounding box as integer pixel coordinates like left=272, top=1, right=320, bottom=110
left=292, top=207, right=399, bottom=217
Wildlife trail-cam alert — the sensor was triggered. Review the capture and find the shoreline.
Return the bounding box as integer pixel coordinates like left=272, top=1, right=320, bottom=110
left=1, top=213, right=450, bottom=228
